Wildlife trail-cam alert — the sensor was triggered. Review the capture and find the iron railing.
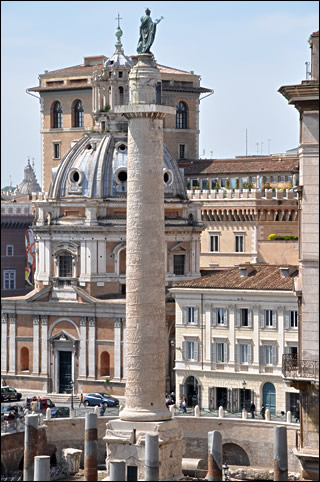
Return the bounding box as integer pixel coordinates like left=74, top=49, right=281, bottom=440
left=282, top=354, right=319, bottom=380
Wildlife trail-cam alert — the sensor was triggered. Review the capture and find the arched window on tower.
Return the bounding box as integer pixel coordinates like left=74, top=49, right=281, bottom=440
left=119, top=87, right=124, bottom=105
left=176, top=101, right=188, bottom=129
left=100, top=352, right=110, bottom=376
left=21, top=347, right=29, bottom=371
left=73, top=100, right=84, bottom=128
left=52, top=101, right=63, bottom=128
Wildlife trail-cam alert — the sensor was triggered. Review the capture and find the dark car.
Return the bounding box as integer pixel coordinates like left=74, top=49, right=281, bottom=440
left=1, top=386, right=22, bottom=402
left=50, top=406, right=70, bottom=418
left=83, top=392, right=119, bottom=407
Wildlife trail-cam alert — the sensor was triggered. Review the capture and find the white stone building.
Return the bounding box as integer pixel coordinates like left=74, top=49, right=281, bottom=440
left=170, top=264, right=300, bottom=414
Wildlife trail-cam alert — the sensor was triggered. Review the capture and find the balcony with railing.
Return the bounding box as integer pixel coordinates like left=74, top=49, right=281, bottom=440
left=282, top=354, right=319, bottom=382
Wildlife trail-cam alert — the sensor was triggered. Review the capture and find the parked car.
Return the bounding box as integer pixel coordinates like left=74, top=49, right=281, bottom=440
left=26, top=397, right=55, bottom=411
left=50, top=406, right=70, bottom=418
left=1, top=405, right=24, bottom=421
left=83, top=392, right=119, bottom=407
left=1, top=386, right=22, bottom=402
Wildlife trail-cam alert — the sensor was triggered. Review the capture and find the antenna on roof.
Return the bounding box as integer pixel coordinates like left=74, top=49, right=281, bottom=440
left=245, top=128, right=248, bottom=157
left=210, top=150, right=213, bottom=158
left=256, top=142, right=259, bottom=154
left=268, top=139, right=271, bottom=155
left=261, top=141, right=264, bottom=155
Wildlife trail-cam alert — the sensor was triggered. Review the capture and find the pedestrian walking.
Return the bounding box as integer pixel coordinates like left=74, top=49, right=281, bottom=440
left=182, top=397, right=187, bottom=413
left=100, top=404, right=105, bottom=416
left=260, top=405, right=265, bottom=419
left=250, top=401, right=256, bottom=418
left=79, top=393, right=84, bottom=407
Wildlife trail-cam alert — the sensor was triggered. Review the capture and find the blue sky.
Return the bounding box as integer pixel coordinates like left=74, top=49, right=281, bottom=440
left=1, top=1, right=318, bottom=188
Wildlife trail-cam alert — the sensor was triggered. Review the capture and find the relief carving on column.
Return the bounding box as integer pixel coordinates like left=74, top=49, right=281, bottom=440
left=9, top=314, right=16, bottom=324
left=32, top=315, right=40, bottom=325
left=80, top=317, right=87, bottom=326
left=41, top=315, right=48, bottom=325
left=1, top=313, right=8, bottom=323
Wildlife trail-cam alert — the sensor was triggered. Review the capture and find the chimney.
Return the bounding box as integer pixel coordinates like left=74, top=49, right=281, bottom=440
left=309, top=31, right=319, bottom=81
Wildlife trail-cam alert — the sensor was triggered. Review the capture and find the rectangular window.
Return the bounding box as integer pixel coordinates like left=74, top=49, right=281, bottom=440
left=6, top=245, right=14, bottom=256
left=285, top=175, right=290, bottom=182
left=187, top=341, right=195, bottom=360
left=53, top=143, right=60, bottom=159
left=265, top=346, right=273, bottom=365
left=240, top=344, right=248, bottom=363
left=264, top=176, right=270, bottom=183
left=217, top=343, right=225, bottom=363
left=179, top=144, right=186, bottom=159
left=187, top=307, right=195, bottom=324
left=220, top=178, right=227, bottom=187
left=240, top=308, right=249, bottom=326
left=265, top=310, right=273, bottom=327
left=217, top=308, right=226, bottom=325
left=241, top=177, right=248, bottom=185
left=279, top=176, right=285, bottom=182
left=211, top=179, right=218, bottom=189
left=59, top=255, right=73, bottom=278
left=191, top=179, right=199, bottom=188
left=249, top=176, right=256, bottom=184
left=290, top=311, right=298, bottom=328
left=271, top=176, right=277, bottom=182
left=230, top=178, right=237, bottom=188
left=210, top=235, right=219, bottom=252
left=201, top=179, right=208, bottom=190
left=174, top=255, right=185, bottom=275
left=235, top=235, right=244, bottom=252
left=4, top=269, right=16, bottom=290
left=118, top=71, right=123, bottom=78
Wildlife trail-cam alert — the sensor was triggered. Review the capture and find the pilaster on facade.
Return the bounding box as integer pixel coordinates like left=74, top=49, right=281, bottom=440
left=88, top=317, right=96, bottom=379
left=79, top=317, right=87, bottom=378
left=1, top=313, right=8, bottom=373
left=113, top=318, right=122, bottom=380
left=32, top=315, right=40, bottom=375
left=40, top=316, right=48, bottom=376
left=8, top=314, right=16, bottom=374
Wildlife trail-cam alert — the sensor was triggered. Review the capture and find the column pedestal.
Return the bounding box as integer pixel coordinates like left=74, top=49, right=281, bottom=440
left=104, top=419, right=184, bottom=481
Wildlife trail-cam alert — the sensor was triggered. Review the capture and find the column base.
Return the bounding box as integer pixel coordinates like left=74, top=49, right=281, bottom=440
left=103, top=418, right=185, bottom=481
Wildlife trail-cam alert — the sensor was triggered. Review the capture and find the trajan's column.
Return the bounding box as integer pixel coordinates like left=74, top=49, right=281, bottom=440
left=104, top=10, right=184, bottom=480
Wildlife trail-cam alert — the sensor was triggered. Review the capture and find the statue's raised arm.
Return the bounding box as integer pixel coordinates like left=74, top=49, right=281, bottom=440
left=137, top=9, right=164, bottom=54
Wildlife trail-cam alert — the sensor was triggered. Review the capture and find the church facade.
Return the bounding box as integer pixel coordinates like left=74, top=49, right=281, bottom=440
left=1, top=26, right=206, bottom=396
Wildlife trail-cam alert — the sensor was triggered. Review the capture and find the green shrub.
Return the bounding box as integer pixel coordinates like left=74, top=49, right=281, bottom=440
left=268, top=234, right=276, bottom=240
left=268, top=234, right=298, bottom=241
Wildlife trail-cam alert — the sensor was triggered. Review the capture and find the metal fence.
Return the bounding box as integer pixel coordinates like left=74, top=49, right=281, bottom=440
left=282, top=354, right=319, bottom=380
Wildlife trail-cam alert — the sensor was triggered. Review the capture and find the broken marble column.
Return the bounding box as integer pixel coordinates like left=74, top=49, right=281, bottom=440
left=84, top=413, right=97, bottom=481
left=274, top=426, right=288, bottom=481
left=23, top=413, right=39, bottom=481
left=207, top=431, right=222, bottom=481
left=145, top=433, right=159, bottom=481
left=34, top=455, right=50, bottom=481
left=61, top=448, right=83, bottom=475
left=110, top=460, right=126, bottom=481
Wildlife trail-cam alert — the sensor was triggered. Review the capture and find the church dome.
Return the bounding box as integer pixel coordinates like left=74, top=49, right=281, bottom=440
left=48, top=133, right=186, bottom=200
left=15, top=158, right=41, bottom=195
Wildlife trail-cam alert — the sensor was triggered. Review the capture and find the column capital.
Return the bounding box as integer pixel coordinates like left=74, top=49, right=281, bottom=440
left=33, top=315, right=40, bottom=325
left=9, top=314, right=16, bottom=324
left=114, top=318, right=122, bottom=328
left=88, top=317, right=96, bottom=327
left=80, top=317, right=87, bottom=326
left=1, top=313, right=8, bottom=323
left=41, top=315, right=48, bottom=325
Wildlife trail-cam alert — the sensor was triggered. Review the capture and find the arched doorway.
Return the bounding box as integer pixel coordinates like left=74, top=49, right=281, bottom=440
left=263, top=382, right=276, bottom=414
left=185, top=376, right=199, bottom=407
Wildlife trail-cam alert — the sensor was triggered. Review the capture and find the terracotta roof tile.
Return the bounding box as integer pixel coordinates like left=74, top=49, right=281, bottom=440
left=180, top=157, right=298, bottom=175
left=175, top=265, right=298, bottom=291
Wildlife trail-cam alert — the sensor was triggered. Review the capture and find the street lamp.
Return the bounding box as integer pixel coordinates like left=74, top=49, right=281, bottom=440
left=242, top=380, right=247, bottom=410
left=223, top=463, right=230, bottom=481
left=70, top=380, right=74, bottom=410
